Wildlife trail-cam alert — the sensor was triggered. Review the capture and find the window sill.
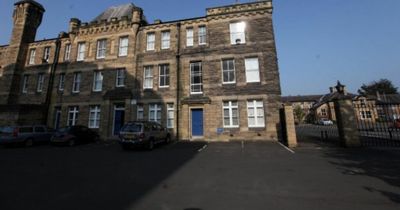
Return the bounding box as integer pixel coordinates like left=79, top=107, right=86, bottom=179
left=159, top=86, right=170, bottom=88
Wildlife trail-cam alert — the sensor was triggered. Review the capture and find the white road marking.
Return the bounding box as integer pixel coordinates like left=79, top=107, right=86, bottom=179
left=278, top=142, right=295, bottom=154
left=241, top=141, right=244, bottom=150
left=198, top=144, right=208, bottom=152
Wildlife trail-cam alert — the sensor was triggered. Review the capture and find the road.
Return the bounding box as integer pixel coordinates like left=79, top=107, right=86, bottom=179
left=1, top=141, right=400, bottom=210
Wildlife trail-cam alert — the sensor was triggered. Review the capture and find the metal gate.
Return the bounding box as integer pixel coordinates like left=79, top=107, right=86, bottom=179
left=354, top=103, right=400, bottom=147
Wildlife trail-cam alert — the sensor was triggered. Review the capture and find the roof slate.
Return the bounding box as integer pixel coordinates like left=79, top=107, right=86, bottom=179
left=93, top=3, right=136, bottom=22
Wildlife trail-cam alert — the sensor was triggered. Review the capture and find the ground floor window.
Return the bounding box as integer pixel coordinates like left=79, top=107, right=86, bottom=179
left=149, top=104, right=161, bottom=124
left=247, top=100, right=265, bottom=127
left=223, top=101, right=239, bottom=128
left=167, top=103, right=174, bottom=128
left=89, top=105, right=101, bottom=128
left=68, top=106, right=79, bottom=126
left=360, top=110, right=372, bottom=120
left=137, top=105, right=144, bottom=120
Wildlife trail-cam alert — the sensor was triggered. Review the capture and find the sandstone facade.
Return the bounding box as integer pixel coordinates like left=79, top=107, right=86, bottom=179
left=0, top=0, right=282, bottom=141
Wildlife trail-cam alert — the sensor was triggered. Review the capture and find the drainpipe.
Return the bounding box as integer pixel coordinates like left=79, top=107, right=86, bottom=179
left=43, top=33, right=62, bottom=126
left=176, top=22, right=181, bottom=141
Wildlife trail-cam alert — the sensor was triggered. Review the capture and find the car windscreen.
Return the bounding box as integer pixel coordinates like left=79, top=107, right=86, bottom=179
left=121, top=124, right=142, bottom=132
left=56, top=127, right=71, bottom=133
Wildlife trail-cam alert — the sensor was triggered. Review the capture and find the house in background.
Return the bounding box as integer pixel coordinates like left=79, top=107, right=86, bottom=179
left=281, top=95, right=322, bottom=123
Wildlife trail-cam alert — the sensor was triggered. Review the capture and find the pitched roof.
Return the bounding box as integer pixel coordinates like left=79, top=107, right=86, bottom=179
left=312, top=92, right=357, bottom=109
left=93, top=3, right=137, bottom=22
left=281, top=95, right=323, bottom=103
left=376, top=94, right=400, bottom=104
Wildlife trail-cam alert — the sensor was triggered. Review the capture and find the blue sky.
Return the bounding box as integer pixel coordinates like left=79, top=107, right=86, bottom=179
left=0, top=0, right=399, bottom=96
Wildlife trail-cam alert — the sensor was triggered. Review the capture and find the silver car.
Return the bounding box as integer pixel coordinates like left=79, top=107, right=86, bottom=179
left=0, top=125, right=53, bottom=147
left=118, top=121, right=171, bottom=150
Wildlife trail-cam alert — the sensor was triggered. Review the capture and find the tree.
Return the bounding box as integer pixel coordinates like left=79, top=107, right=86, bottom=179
left=293, top=105, right=305, bottom=124
left=358, top=79, right=399, bottom=96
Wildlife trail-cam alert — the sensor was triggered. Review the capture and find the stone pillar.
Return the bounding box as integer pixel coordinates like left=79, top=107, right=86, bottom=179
left=281, top=105, right=297, bottom=148
left=334, top=99, right=361, bottom=147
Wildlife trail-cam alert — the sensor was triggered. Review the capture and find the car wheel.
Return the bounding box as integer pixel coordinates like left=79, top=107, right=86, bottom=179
left=147, top=139, right=154, bottom=150
left=68, top=138, right=76, bottom=147
left=25, top=138, right=33, bottom=147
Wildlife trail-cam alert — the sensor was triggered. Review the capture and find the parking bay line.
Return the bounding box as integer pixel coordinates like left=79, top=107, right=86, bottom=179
left=277, top=142, right=295, bottom=154
left=198, top=144, right=208, bottom=152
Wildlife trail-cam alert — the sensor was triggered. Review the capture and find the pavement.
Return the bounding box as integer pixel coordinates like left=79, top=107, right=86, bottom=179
left=0, top=140, right=400, bottom=210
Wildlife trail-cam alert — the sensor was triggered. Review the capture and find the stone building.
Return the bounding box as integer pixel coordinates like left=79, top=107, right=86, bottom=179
left=0, top=0, right=282, bottom=141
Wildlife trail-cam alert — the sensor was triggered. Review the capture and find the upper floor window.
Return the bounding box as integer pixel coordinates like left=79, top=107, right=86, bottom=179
left=247, top=100, right=265, bottom=128
left=198, top=26, right=207, bottom=45
left=43, top=47, right=50, bottom=63
left=96, top=39, right=107, bottom=59
left=230, top=22, right=246, bottom=45
left=186, top=28, right=194, bottom=47
left=64, top=44, right=71, bottom=61
left=77, top=42, right=86, bottom=61
left=159, top=64, right=170, bottom=88
left=222, top=59, right=236, bottom=84
left=36, top=73, right=45, bottom=92
left=93, top=71, right=103, bottom=92
left=190, top=62, right=202, bottom=94
left=58, top=73, right=65, bottom=91
left=29, top=49, right=36, bottom=65
left=119, top=37, right=129, bottom=57
left=147, top=33, right=155, bottom=51
left=223, top=101, right=239, bottom=128
left=143, top=66, right=153, bottom=89
left=161, top=31, right=170, bottom=49
left=245, top=58, right=260, bottom=83
left=22, top=75, right=29, bottom=93
left=116, top=69, right=126, bottom=87
left=72, top=72, right=81, bottom=93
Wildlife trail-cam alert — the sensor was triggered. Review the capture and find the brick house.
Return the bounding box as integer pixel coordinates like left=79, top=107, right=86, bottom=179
left=0, top=0, right=282, bottom=141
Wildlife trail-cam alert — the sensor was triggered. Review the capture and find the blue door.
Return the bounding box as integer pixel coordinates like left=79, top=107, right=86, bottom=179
left=113, top=109, right=125, bottom=136
left=192, top=109, right=204, bottom=136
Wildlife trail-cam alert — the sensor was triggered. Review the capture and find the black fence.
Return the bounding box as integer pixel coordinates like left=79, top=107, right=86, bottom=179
left=354, top=103, right=400, bottom=147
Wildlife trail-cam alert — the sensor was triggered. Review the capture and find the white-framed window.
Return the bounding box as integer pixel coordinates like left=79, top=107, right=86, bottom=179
left=161, top=31, right=170, bottom=49
left=190, top=62, right=202, bottom=94
left=321, top=108, right=327, bottom=116
left=143, top=66, right=153, bottom=89
left=137, top=105, right=144, bottom=120
left=64, top=44, right=71, bottom=61
left=96, top=39, right=107, bottom=59
left=67, top=106, right=79, bottom=126
left=222, top=59, right=236, bottom=84
left=116, top=68, right=125, bottom=87
left=149, top=104, right=161, bottom=124
left=118, top=36, right=129, bottom=57
left=43, top=47, right=50, bottom=63
left=36, top=73, right=45, bottom=92
left=159, top=64, right=170, bottom=88
left=77, top=42, right=86, bottom=61
left=360, top=111, right=372, bottom=120
left=230, top=21, right=246, bottom=44
left=72, top=72, right=81, bottom=93
left=223, top=101, right=239, bottom=128
left=167, top=103, right=174, bottom=128
left=245, top=58, right=260, bottom=83
left=89, top=105, right=101, bottom=129
left=247, top=100, right=265, bottom=127
left=147, top=33, right=155, bottom=51
left=198, top=26, right=207, bottom=45
left=186, top=28, right=194, bottom=47
left=93, top=71, right=103, bottom=92
left=29, top=49, right=36, bottom=65
left=22, top=75, right=29, bottom=93
left=59, top=73, right=65, bottom=91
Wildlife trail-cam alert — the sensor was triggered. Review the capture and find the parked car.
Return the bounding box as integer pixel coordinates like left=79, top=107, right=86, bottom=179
left=118, top=121, right=171, bottom=150
left=318, top=119, right=334, bottom=126
left=51, top=125, right=99, bottom=146
left=0, top=125, right=53, bottom=147
left=394, top=119, right=400, bottom=129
